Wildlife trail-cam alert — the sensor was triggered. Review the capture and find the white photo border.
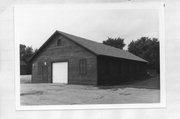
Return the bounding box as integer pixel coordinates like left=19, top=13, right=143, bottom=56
left=15, top=2, right=166, bottom=110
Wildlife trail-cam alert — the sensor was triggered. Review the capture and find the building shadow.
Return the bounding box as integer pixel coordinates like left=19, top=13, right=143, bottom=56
left=98, top=75, right=160, bottom=90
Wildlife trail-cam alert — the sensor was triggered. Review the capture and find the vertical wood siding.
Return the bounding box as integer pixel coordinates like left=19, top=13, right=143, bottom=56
left=32, top=34, right=97, bottom=85
left=97, top=56, right=147, bottom=85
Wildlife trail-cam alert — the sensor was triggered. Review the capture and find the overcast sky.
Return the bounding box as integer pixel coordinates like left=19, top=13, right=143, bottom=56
left=15, top=4, right=159, bottom=50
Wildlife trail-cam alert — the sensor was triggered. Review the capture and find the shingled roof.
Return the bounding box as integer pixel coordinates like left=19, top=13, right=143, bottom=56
left=30, top=30, right=147, bottom=62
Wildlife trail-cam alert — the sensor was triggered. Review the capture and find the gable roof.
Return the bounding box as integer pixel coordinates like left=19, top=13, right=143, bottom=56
left=30, top=30, right=147, bottom=63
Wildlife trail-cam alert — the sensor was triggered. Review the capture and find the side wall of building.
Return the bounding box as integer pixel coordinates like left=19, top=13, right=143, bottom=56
left=97, top=56, right=147, bottom=85
left=31, top=34, right=97, bottom=85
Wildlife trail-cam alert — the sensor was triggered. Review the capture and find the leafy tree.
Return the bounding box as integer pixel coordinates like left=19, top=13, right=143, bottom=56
left=128, top=37, right=159, bottom=73
left=34, top=48, right=38, bottom=54
left=20, top=44, right=26, bottom=60
left=20, top=44, right=37, bottom=62
left=103, top=37, right=126, bottom=49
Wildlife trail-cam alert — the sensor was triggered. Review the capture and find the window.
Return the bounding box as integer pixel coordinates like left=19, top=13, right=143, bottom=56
left=57, top=39, right=62, bottom=46
left=79, top=59, right=87, bottom=75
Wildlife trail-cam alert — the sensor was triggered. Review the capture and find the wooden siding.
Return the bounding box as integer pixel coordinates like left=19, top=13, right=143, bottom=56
left=97, top=56, right=147, bottom=85
left=32, top=34, right=97, bottom=85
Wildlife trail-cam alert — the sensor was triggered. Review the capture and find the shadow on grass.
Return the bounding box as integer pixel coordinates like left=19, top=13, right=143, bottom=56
left=20, top=91, right=44, bottom=96
left=98, top=75, right=160, bottom=90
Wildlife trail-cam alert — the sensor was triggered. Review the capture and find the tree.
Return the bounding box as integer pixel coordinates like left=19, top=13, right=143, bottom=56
left=20, top=44, right=37, bottom=62
left=20, top=44, right=26, bottom=60
left=103, top=37, right=126, bottom=49
left=128, top=37, right=160, bottom=73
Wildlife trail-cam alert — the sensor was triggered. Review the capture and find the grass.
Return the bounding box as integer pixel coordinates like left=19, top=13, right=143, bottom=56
left=97, top=75, right=160, bottom=89
left=20, top=75, right=160, bottom=105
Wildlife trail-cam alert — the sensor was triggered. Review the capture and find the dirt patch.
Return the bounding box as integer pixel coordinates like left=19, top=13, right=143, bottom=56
left=21, top=91, right=44, bottom=96
left=119, top=93, right=131, bottom=96
left=93, top=96, right=104, bottom=100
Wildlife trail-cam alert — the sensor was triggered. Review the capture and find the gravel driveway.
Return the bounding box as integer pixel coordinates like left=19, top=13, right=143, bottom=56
left=20, top=75, right=160, bottom=105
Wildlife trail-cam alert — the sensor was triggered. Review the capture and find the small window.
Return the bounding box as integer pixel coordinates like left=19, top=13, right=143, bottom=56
left=57, top=39, right=62, bottom=46
left=79, top=59, right=87, bottom=75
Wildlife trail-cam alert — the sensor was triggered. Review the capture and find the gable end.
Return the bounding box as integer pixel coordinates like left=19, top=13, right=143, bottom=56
left=29, top=31, right=98, bottom=63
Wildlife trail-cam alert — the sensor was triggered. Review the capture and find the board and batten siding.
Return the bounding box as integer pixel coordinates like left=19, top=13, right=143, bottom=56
left=31, top=34, right=97, bottom=85
left=97, top=56, right=147, bottom=85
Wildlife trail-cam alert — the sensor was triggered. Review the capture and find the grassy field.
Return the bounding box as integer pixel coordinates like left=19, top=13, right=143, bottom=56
left=20, top=75, right=160, bottom=105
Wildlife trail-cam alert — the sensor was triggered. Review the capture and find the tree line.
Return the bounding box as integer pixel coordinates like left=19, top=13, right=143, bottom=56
left=20, top=44, right=37, bottom=63
left=103, top=37, right=160, bottom=73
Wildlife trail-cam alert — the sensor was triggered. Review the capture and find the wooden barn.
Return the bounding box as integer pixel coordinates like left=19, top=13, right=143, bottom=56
left=30, top=30, right=148, bottom=85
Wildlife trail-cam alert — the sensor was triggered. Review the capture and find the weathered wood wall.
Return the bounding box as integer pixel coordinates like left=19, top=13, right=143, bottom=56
left=97, top=55, right=147, bottom=85
left=32, top=34, right=97, bottom=85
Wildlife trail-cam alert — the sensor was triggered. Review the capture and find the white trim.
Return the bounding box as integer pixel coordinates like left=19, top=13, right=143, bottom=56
left=52, top=62, right=68, bottom=84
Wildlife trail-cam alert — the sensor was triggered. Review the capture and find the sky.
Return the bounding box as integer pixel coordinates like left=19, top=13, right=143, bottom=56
left=14, top=4, right=159, bottom=50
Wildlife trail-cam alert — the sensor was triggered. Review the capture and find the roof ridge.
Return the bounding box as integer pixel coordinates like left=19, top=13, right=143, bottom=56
left=56, top=30, right=128, bottom=52
left=56, top=30, right=147, bottom=62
